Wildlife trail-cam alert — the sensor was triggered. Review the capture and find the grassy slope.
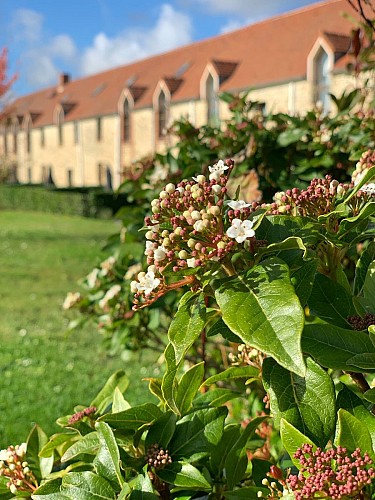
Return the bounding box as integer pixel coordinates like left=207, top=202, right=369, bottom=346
left=0, top=211, right=156, bottom=447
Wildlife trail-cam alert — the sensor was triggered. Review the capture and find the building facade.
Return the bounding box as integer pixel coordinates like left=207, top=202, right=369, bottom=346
left=0, top=0, right=368, bottom=189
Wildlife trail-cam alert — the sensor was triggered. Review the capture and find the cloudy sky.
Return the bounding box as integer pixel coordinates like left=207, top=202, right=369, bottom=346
left=1, top=0, right=326, bottom=97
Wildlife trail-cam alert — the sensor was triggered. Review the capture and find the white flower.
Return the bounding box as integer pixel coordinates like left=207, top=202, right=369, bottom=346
left=62, top=292, right=82, bottom=310
left=227, top=200, right=251, bottom=211
left=208, top=160, right=228, bottom=180
left=100, top=256, right=116, bottom=276
left=193, top=220, right=205, bottom=232
left=211, top=184, right=222, bottom=195
left=154, top=245, right=167, bottom=261
left=187, top=258, right=197, bottom=268
left=137, top=270, right=161, bottom=295
left=0, top=449, right=11, bottom=461
left=226, top=218, right=255, bottom=243
left=16, top=443, right=27, bottom=457
left=124, top=263, right=142, bottom=280
left=99, top=285, right=121, bottom=309
left=144, top=241, right=154, bottom=255
left=192, top=174, right=206, bottom=184
left=361, top=182, right=375, bottom=195
left=86, top=268, right=100, bottom=289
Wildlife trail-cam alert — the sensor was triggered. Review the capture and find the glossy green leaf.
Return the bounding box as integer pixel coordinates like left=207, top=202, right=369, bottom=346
left=168, top=291, right=206, bottom=364
left=91, top=371, right=129, bottom=415
left=39, top=433, right=78, bottom=459
left=193, top=388, right=242, bottom=408
left=145, top=411, right=177, bottom=450
left=347, top=352, right=375, bottom=369
left=157, top=462, right=211, bottom=489
left=263, top=357, right=335, bottom=447
left=364, top=261, right=375, bottom=302
left=175, top=363, right=205, bottom=414
left=335, top=409, right=375, bottom=458
left=338, top=202, right=375, bottom=238
left=203, top=366, right=259, bottom=386
left=100, top=404, right=163, bottom=430
left=364, top=388, right=375, bottom=404
left=169, top=407, right=227, bottom=459
left=129, top=470, right=157, bottom=499
left=61, top=432, right=99, bottom=463
left=278, top=128, right=307, bottom=146
left=206, top=318, right=242, bottom=343
left=256, top=216, right=321, bottom=246
left=354, top=242, right=375, bottom=295
left=210, top=425, right=241, bottom=477
left=225, top=416, right=267, bottom=490
left=336, top=386, right=375, bottom=450
left=280, top=419, right=316, bottom=468
left=224, top=487, right=270, bottom=499
left=27, top=425, right=54, bottom=480
left=62, top=471, right=117, bottom=499
left=112, top=387, right=131, bottom=413
left=162, top=343, right=180, bottom=414
left=94, top=422, right=124, bottom=487
left=302, top=323, right=375, bottom=372
left=215, top=257, right=305, bottom=376
left=31, top=479, right=68, bottom=499
left=255, top=236, right=308, bottom=260
left=307, top=273, right=355, bottom=327
left=290, top=259, right=318, bottom=307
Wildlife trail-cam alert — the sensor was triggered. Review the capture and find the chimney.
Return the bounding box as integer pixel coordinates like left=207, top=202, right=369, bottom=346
left=57, top=73, right=70, bottom=93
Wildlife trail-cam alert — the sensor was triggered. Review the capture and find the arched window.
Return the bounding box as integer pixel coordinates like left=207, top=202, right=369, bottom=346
left=57, top=108, right=64, bottom=146
left=206, top=72, right=219, bottom=125
left=158, top=90, right=168, bottom=138
left=314, top=48, right=330, bottom=113
left=123, top=98, right=131, bottom=142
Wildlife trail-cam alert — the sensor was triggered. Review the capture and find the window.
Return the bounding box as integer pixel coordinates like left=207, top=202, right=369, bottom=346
left=74, top=121, right=79, bottom=144
left=123, top=98, right=131, bottom=142
left=157, top=90, right=168, bottom=138
left=13, top=130, right=17, bottom=154
left=26, top=121, right=31, bottom=154
left=47, top=166, right=55, bottom=186
left=3, top=131, right=8, bottom=155
left=40, top=127, right=45, bottom=148
left=206, top=72, right=219, bottom=125
left=97, top=117, right=102, bottom=141
left=42, top=166, right=47, bottom=183
left=57, top=108, right=64, bottom=146
left=67, top=169, right=73, bottom=187
left=98, top=162, right=105, bottom=186
left=314, top=48, right=330, bottom=113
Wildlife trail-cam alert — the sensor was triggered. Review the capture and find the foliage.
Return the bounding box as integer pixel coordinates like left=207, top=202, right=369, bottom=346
left=3, top=146, right=375, bottom=498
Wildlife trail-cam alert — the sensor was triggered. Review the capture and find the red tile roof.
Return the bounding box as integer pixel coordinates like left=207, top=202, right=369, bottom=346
left=7, top=0, right=360, bottom=127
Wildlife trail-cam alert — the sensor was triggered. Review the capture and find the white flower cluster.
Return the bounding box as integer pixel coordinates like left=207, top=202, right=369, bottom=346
left=226, top=218, right=255, bottom=243
left=208, top=159, right=229, bottom=181
left=130, top=268, right=161, bottom=296
left=98, top=284, right=122, bottom=310
left=62, top=292, right=82, bottom=310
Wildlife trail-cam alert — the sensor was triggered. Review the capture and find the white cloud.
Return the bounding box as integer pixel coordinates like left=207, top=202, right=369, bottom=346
left=12, top=8, right=43, bottom=42
left=49, top=35, right=77, bottom=62
left=81, top=3, right=192, bottom=75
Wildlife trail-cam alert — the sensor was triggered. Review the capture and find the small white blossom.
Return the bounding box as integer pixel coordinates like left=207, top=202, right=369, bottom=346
left=211, top=184, right=222, bottom=195
left=193, top=220, right=205, bottom=232
left=62, top=292, right=82, bottom=310
left=144, top=241, right=154, bottom=255
left=134, top=270, right=161, bottom=296
left=86, top=268, right=100, bottom=289
left=227, top=200, right=251, bottom=211
left=187, top=258, right=198, bottom=268
left=154, top=245, right=167, bottom=261
left=361, top=182, right=375, bottom=195
left=226, top=218, right=255, bottom=243
left=99, top=285, right=121, bottom=309
left=100, top=256, right=116, bottom=276
left=208, top=160, right=228, bottom=181
left=192, top=174, right=206, bottom=184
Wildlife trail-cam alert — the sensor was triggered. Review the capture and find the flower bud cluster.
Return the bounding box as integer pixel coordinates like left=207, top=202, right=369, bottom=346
left=229, top=344, right=264, bottom=369
left=131, top=159, right=258, bottom=308
left=0, top=443, right=37, bottom=495
left=347, top=313, right=375, bottom=331
left=68, top=406, right=97, bottom=425
left=146, top=444, right=172, bottom=470
left=287, top=444, right=375, bottom=499
left=352, top=149, right=375, bottom=186
left=270, top=175, right=350, bottom=217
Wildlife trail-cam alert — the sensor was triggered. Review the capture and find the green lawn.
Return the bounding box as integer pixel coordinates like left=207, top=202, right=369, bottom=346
left=0, top=211, right=156, bottom=447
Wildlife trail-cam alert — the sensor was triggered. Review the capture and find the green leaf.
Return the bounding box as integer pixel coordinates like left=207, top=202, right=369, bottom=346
left=224, top=487, right=270, bottom=499
left=112, top=388, right=131, bottom=413
left=347, top=352, right=375, bottom=369
left=145, top=411, right=177, bottom=450
left=129, top=470, right=158, bottom=499
left=280, top=419, right=316, bottom=468
left=39, top=433, right=78, bottom=459
left=206, top=318, right=242, bottom=343
left=91, top=371, right=129, bottom=415
left=100, top=404, right=163, bottom=430
left=26, top=425, right=54, bottom=480
left=262, top=357, right=335, bottom=447
left=354, top=242, right=375, bottom=295
left=214, top=257, right=305, bottom=376
left=364, top=388, right=375, bottom=403
left=210, top=425, right=241, bottom=477
left=364, top=261, right=375, bottom=303
left=255, top=236, right=308, bottom=260
left=62, top=471, right=117, bottom=499
left=168, top=292, right=206, bottom=364
left=307, top=273, right=355, bottom=327
left=335, top=409, right=375, bottom=458
left=169, top=407, right=227, bottom=459
left=157, top=462, right=211, bottom=489
left=162, top=343, right=180, bottom=414
left=93, top=422, right=124, bottom=487
left=61, top=432, right=99, bottom=463
left=256, top=216, right=320, bottom=247
left=203, top=366, right=259, bottom=386
left=290, top=259, right=318, bottom=307
left=225, top=416, right=267, bottom=490
left=193, top=388, right=242, bottom=408
left=31, top=479, right=68, bottom=499
left=278, top=128, right=307, bottom=146
left=337, top=386, right=375, bottom=450
left=302, top=323, right=375, bottom=372
left=341, top=166, right=375, bottom=205
left=175, top=363, right=205, bottom=415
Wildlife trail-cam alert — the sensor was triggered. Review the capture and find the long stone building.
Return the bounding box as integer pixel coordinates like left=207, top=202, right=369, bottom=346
left=0, top=0, right=368, bottom=189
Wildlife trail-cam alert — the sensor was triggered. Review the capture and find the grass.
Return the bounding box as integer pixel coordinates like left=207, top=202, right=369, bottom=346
left=0, top=211, right=157, bottom=447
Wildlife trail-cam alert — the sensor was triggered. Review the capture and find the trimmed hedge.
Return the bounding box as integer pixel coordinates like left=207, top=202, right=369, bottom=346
left=0, top=184, right=129, bottom=218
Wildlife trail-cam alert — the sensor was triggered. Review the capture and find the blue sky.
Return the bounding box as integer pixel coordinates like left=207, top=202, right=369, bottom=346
left=1, top=0, right=324, bottom=97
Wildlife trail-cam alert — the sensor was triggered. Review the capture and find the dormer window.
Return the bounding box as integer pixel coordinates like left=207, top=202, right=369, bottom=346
left=158, top=90, right=168, bottom=138
left=206, top=72, right=219, bottom=125
left=314, top=47, right=330, bottom=112
left=123, top=98, right=131, bottom=142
